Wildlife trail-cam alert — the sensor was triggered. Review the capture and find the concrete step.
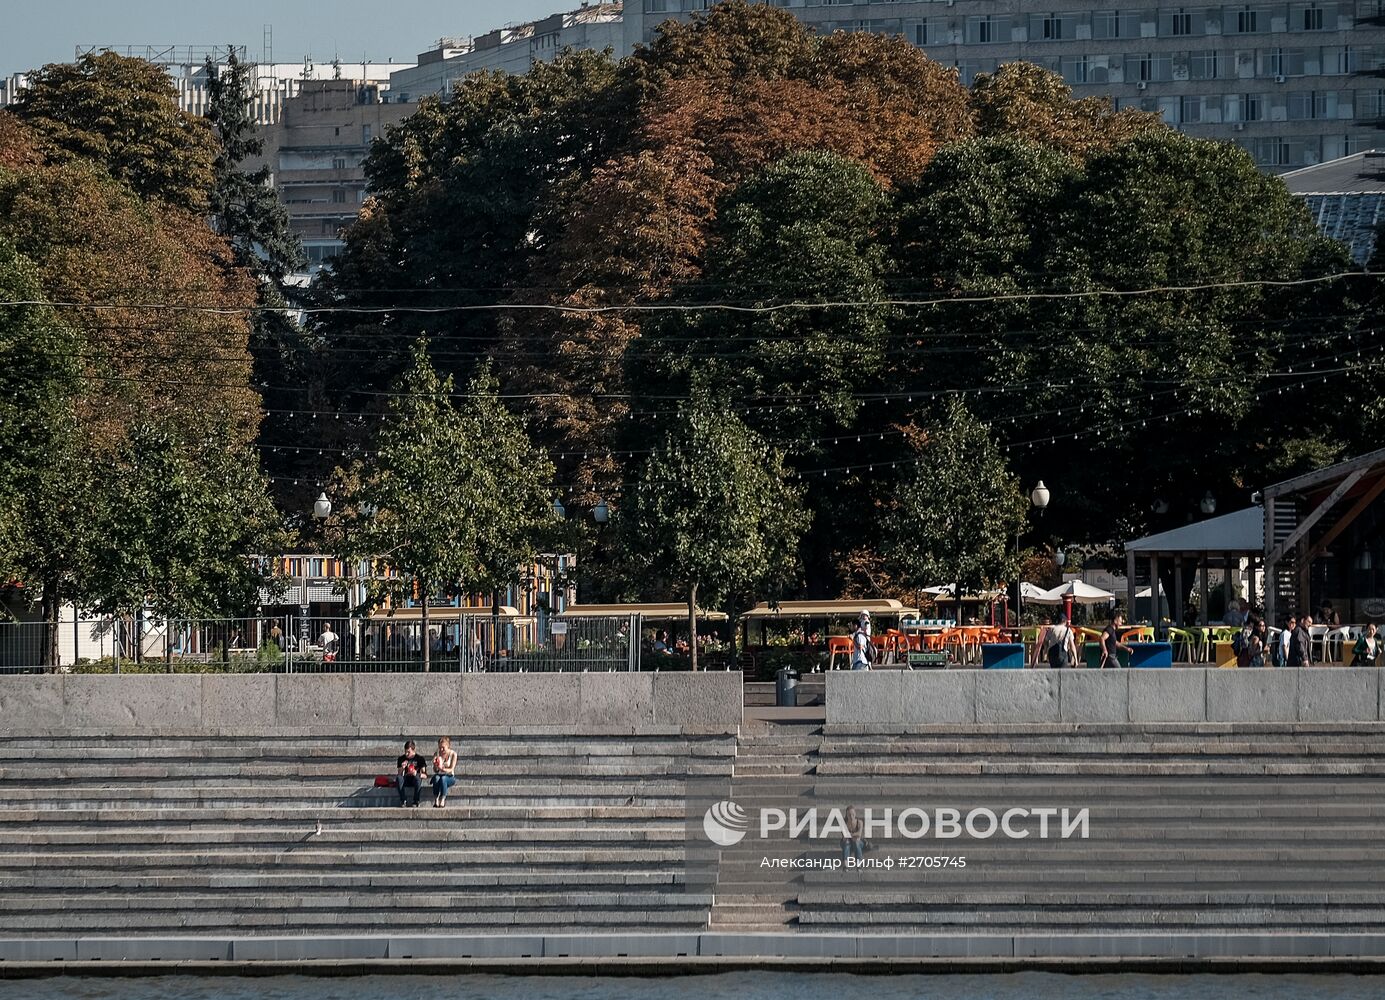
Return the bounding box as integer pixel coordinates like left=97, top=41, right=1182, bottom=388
left=0, top=864, right=692, bottom=886
left=0, top=846, right=691, bottom=869
left=0, top=805, right=689, bottom=825
left=0, top=826, right=689, bottom=848
left=0, top=910, right=712, bottom=933
left=0, top=761, right=734, bottom=782
left=0, top=890, right=715, bottom=912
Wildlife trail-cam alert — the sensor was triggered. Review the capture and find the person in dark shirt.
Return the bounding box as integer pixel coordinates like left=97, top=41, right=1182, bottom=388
left=396, top=740, right=428, bottom=807
left=1287, top=614, right=1313, bottom=667
left=1100, top=613, right=1132, bottom=669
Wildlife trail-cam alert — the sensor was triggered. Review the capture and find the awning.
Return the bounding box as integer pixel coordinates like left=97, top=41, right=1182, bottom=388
left=558, top=603, right=728, bottom=621
left=740, top=599, right=920, bottom=619
left=368, top=606, right=528, bottom=621
left=1124, top=506, right=1263, bottom=555
left=922, top=585, right=1003, bottom=601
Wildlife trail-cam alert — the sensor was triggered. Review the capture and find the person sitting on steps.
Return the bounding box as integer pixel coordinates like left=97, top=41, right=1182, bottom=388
left=396, top=740, right=428, bottom=807
left=431, top=736, right=458, bottom=808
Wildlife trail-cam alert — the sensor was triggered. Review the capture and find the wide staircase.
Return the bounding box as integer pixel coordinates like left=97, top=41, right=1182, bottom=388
left=711, top=723, right=1385, bottom=939
left=0, top=731, right=733, bottom=937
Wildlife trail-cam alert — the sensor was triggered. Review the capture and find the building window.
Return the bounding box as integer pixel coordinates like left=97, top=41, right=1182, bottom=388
left=966, top=15, right=1008, bottom=44
left=332, top=157, right=347, bottom=170
left=1061, top=56, right=1090, bottom=83
left=1297, top=3, right=1325, bottom=30
left=1233, top=5, right=1262, bottom=33
left=1164, top=9, right=1194, bottom=35
left=1263, top=47, right=1307, bottom=76
left=1190, top=51, right=1222, bottom=79
left=1093, top=10, right=1120, bottom=38
left=1228, top=93, right=1264, bottom=121
left=362, top=124, right=372, bottom=144
left=1134, top=54, right=1173, bottom=81
left=1181, top=96, right=1204, bottom=122
left=332, top=189, right=347, bottom=204
left=910, top=20, right=930, bottom=46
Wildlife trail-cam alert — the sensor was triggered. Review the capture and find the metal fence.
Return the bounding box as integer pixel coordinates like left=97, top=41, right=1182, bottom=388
left=1, top=613, right=637, bottom=674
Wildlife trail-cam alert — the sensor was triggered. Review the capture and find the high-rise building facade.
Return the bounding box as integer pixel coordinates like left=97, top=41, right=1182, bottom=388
left=623, top=1, right=1385, bottom=170
left=247, top=80, right=414, bottom=272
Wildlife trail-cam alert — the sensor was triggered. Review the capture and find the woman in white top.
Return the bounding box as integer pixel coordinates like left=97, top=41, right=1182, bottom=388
left=431, top=736, right=458, bottom=808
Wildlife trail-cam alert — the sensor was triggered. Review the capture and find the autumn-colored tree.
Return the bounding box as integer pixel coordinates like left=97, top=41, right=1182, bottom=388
left=11, top=52, right=218, bottom=210
left=971, top=62, right=1167, bottom=159
left=0, top=114, right=260, bottom=453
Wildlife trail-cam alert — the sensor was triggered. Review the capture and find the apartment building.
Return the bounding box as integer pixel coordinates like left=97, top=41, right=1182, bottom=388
left=0, top=46, right=412, bottom=126
left=388, top=2, right=626, bottom=101
left=248, top=80, right=414, bottom=271
left=624, top=2, right=1385, bottom=170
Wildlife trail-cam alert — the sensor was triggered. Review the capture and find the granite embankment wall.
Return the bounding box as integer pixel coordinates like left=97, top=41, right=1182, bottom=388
left=828, top=667, right=1385, bottom=726
left=0, top=672, right=744, bottom=733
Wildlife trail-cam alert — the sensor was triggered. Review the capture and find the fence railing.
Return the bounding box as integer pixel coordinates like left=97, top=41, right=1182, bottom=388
left=0, top=613, right=639, bottom=674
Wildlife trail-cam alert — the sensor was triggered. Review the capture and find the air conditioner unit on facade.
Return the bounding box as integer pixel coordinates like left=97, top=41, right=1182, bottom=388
left=1137, top=80, right=1148, bottom=89
left=1275, top=74, right=1286, bottom=83
left=1233, top=122, right=1246, bottom=130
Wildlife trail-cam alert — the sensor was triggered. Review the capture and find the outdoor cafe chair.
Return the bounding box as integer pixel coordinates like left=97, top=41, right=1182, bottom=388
left=1166, top=626, right=1205, bottom=663
left=826, top=636, right=852, bottom=671
left=1308, top=624, right=1331, bottom=663
left=1121, top=626, right=1154, bottom=644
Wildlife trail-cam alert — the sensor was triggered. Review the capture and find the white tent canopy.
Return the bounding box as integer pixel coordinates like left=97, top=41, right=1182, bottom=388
left=1029, top=581, right=1117, bottom=605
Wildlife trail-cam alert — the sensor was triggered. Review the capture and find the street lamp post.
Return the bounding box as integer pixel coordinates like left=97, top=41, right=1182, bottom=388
left=299, top=492, right=332, bottom=654
left=553, top=497, right=609, bottom=604
left=1016, top=481, right=1052, bottom=626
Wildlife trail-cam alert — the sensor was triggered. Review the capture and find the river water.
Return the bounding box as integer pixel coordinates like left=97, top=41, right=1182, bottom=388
left=3, top=972, right=1384, bottom=1000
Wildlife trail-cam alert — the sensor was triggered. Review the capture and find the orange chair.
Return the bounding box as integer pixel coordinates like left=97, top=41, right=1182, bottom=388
left=826, top=636, right=853, bottom=670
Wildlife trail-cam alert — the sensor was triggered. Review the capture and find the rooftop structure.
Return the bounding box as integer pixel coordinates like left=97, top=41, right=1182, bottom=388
left=1, top=44, right=414, bottom=125
left=1282, top=148, right=1385, bottom=264
left=388, top=2, right=625, bottom=101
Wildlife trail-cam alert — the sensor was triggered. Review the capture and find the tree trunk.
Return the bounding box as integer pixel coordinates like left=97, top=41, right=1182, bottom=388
left=41, top=577, right=59, bottom=672
left=688, top=581, right=699, bottom=673
left=421, top=588, right=430, bottom=674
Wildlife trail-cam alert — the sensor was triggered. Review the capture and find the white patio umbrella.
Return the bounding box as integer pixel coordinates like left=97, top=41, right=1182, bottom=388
left=1029, top=581, right=1117, bottom=605
left=1020, top=582, right=1051, bottom=601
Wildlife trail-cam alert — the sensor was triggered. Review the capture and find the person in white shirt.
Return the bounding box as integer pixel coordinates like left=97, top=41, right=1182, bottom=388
left=1277, top=614, right=1296, bottom=667
left=318, top=625, right=339, bottom=657
left=851, top=612, right=873, bottom=670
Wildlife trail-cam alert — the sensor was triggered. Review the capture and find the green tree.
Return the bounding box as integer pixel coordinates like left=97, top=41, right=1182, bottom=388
left=462, top=364, right=559, bottom=645
left=12, top=52, right=218, bottom=210
left=639, top=151, right=892, bottom=445
left=881, top=400, right=1028, bottom=616
left=341, top=344, right=554, bottom=671
left=0, top=238, right=93, bottom=667
left=618, top=396, right=810, bottom=670
left=82, top=422, right=282, bottom=637
left=205, top=47, right=304, bottom=282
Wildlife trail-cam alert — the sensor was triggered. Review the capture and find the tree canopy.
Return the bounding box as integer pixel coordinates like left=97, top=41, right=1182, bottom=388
left=618, top=395, right=810, bottom=669
left=11, top=52, right=218, bottom=211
